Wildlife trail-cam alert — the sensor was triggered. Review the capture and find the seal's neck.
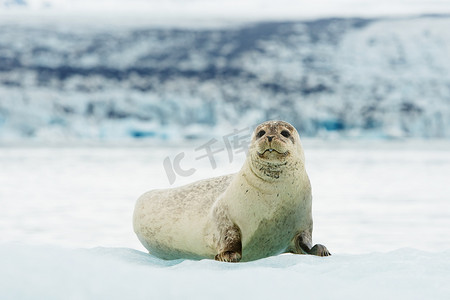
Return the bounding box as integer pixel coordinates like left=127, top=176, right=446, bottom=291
left=250, top=158, right=287, bottom=180
left=246, top=153, right=306, bottom=184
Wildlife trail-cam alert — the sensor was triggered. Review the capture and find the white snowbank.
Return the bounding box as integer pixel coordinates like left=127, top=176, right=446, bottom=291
left=1, top=244, right=449, bottom=299
left=1, top=143, right=449, bottom=299
left=3, top=0, right=450, bottom=26
left=1, top=142, right=450, bottom=253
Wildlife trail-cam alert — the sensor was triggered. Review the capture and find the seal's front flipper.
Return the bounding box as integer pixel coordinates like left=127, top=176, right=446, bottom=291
left=308, top=244, right=331, bottom=256
left=214, top=223, right=242, bottom=263
left=292, top=231, right=331, bottom=257
left=215, top=251, right=241, bottom=262
left=209, top=200, right=243, bottom=263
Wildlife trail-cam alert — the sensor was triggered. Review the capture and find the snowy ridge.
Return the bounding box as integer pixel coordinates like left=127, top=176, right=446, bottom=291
left=1, top=244, right=449, bottom=299
left=2, top=1, right=450, bottom=19
left=1, top=15, right=450, bottom=141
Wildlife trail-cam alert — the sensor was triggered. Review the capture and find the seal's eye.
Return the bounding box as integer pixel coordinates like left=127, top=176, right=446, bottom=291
left=256, top=130, right=266, bottom=138
left=281, top=130, right=290, bottom=138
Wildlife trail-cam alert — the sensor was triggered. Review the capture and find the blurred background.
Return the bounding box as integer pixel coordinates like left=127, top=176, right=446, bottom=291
left=0, top=1, right=450, bottom=254
left=1, top=0, right=450, bottom=142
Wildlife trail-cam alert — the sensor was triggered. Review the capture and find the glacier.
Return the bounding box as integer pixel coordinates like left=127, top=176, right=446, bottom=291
left=1, top=15, right=450, bottom=141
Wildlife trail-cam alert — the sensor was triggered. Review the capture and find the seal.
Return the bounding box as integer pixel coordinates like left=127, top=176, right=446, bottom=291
left=133, top=120, right=330, bottom=262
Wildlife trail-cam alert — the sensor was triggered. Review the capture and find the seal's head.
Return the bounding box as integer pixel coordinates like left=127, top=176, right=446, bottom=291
left=248, top=120, right=305, bottom=179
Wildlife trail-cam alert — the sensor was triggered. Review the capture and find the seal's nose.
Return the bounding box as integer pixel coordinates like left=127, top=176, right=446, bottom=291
left=267, top=136, right=274, bottom=142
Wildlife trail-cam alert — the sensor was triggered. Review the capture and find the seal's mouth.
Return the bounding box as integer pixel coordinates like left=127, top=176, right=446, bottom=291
left=257, top=148, right=289, bottom=158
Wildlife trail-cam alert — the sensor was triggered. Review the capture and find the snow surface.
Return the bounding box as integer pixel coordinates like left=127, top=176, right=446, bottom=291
left=1, top=244, right=449, bottom=300
left=0, top=141, right=449, bottom=298
left=1, top=140, right=450, bottom=251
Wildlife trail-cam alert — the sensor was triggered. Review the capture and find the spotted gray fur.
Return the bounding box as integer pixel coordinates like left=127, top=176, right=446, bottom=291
left=133, top=120, right=330, bottom=262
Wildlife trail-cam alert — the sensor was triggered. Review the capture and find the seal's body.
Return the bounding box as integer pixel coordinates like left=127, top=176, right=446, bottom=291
left=133, top=121, right=330, bottom=262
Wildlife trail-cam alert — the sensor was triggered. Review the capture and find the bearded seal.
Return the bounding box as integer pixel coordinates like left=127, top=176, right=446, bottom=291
left=133, top=120, right=330, bottom=262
